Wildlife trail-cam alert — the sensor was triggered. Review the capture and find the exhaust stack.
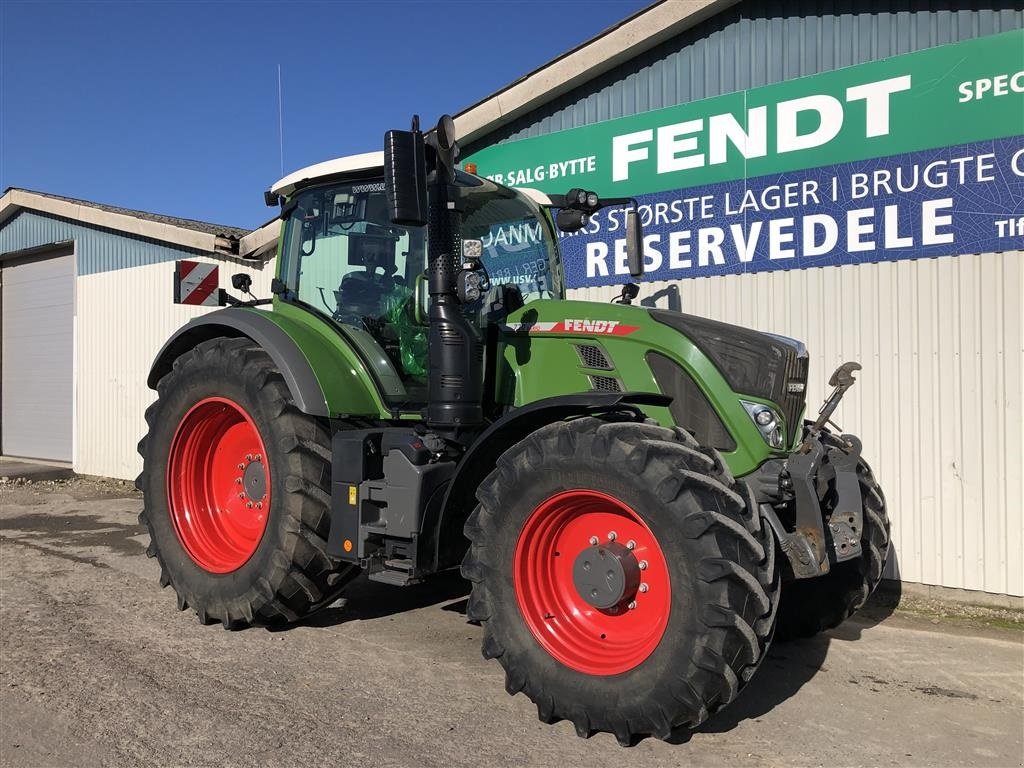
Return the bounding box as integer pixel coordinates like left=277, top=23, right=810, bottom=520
left=384, top=115, right=483, bottom=438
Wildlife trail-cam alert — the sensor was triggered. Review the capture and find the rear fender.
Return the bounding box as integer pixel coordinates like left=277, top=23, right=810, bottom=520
left=147, top=307, right=384, bottom=418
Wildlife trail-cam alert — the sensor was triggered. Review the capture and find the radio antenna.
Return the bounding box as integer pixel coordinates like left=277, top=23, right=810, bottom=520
left=277, top=64, right=284, bottom=176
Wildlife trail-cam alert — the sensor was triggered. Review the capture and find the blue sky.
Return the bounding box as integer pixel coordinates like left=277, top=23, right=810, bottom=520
left=1, top=1, right=648, bottom=230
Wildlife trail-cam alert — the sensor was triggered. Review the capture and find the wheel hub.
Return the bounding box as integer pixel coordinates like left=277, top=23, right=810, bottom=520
left=572, top=542, right=640, bottom=610
left=242, top=459, right=267, bottom=502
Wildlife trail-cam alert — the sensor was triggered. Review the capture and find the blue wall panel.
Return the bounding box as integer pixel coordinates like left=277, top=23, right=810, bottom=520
left=0, top=210, right=206, bottom=275
left=471, top=1, right=1023, bottom=150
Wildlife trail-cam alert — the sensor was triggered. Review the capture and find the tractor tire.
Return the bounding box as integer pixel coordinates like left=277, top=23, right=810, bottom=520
left=461, top=418, right=779, bottom=745
left=775, top=434, right=890, bottom=641
left=137, top=336, right=357, bottom=628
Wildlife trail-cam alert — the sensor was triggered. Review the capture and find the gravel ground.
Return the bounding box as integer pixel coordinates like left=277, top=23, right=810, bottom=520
left=1, top=480, right=1022, bottom=768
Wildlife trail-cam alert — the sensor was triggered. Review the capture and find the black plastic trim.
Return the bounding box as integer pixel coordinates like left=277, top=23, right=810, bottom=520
left=146, top=308, right=329, bottom=416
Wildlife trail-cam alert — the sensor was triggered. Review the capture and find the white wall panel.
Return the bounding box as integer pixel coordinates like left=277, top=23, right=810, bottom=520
left=74, top=257, right=275, bottom=481
left=570, top=251, right=1024, bottom=597
left=75, top=250, right=1021, bottom=596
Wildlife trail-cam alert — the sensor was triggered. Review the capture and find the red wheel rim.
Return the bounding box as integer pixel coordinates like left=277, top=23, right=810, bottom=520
left=167, top=397, right=271, bottom=573
left=513, top=490, right=671, bottom=676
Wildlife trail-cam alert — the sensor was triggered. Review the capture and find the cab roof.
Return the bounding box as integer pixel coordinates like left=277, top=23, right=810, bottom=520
left=270, top=151, right=385, bottom=197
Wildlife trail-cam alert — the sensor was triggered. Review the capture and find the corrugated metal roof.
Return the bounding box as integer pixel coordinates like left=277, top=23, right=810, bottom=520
left=470, top=1, right=1024, bottom=149
left=3, top=187, right=249, bottom=240
left=0, top=209, right=226, bottom=276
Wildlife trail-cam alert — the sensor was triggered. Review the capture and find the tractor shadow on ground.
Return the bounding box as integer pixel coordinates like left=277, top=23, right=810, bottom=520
left=289, top=570, right=470, bottom=629
left=694, top=580, right=901, bottom=739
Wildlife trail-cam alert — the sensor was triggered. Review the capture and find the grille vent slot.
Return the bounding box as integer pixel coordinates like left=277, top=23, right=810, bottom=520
left=439, top=327, right=461, bottom=346
left=575, top=343, right=613, bottom=370
left=589, top=375, right=623, bottom=392
left=440, top=374, right=463, bottom=389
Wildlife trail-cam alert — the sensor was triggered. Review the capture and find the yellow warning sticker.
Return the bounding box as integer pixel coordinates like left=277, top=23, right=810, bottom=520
left=348, top=486, right=357, bottom=505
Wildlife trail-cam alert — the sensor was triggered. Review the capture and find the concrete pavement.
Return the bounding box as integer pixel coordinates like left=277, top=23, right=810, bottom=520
left=1, top=480, right=1021, bottom=767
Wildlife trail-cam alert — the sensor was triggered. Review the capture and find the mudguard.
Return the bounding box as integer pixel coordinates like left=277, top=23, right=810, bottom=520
left=424, top=392, right=671, bottom=572
left=148, top=308, right=343, bottom=417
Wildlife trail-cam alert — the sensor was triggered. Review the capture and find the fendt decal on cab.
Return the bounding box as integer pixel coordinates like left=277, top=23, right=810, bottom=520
left=504, top=319, right=640, bottom=335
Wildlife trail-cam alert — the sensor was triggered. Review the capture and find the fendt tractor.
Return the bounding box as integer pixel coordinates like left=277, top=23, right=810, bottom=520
left=139, top=115, right=890, bottom=744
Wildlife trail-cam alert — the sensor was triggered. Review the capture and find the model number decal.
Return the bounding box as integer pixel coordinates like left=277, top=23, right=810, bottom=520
left=504, top=319, right=639, bottom=336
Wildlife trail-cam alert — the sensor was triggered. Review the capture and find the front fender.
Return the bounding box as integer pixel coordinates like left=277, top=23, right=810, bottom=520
left=425, top=392, right=671, bottom=572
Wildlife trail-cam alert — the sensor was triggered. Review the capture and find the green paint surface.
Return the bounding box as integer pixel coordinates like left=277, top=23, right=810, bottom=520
left=499, top=300, right=788, bottom=476
left=255, top=301, right=391, bottom=418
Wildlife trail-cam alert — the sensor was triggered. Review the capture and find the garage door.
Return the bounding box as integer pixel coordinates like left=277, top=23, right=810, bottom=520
left=1, top=246, right=74, bottom=461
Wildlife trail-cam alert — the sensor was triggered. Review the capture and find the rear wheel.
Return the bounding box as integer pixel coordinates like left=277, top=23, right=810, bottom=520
left=462, top=418, right=779, bottom=745
left=775, top=433, right=890, bottom=640
left=137, top=336, right=358, bottom=628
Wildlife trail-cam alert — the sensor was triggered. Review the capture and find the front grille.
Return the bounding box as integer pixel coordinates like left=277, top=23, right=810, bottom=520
left=783, top=354, right=809, bottom=444
left=647, top=353, right=736, bottom=451
left=589, top=375, right=623, bottom=392
left=575, top=343, right=613, bottom=370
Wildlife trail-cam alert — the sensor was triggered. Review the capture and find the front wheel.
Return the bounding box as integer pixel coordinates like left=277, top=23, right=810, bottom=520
left=461, top=418, right=779, bottom=745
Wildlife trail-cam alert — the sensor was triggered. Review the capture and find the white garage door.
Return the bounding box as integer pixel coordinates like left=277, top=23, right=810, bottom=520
left=1, top=246, right=74, bottom=461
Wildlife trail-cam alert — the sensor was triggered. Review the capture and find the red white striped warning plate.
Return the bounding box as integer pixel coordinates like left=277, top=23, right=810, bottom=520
left=174, top=260, right=220, bottom=306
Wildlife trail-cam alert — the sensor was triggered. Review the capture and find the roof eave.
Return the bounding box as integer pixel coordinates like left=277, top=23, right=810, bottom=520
left=0, top=189, right=255, bottom=259
left=452, top=0, right=738, bottom=145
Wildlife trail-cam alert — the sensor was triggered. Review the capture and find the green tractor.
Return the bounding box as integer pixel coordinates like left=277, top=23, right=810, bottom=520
left=139, top=115, right=889, bottom=744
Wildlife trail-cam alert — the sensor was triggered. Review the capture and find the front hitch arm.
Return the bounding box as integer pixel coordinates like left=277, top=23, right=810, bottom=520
left=806, top=361, right=861, bottom=438
left=769, top=362, right=866, bottom=578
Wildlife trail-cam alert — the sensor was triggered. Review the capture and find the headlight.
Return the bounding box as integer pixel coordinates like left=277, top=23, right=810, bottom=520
left=741, top=400, right=784, bottom=449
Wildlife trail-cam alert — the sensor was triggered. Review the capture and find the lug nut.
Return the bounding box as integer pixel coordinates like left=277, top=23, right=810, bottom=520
left=246, top=454, right=253, bottom=461
left=238, top=493, right=245, bottom=499
left=246, top=502, right=253, bottom=509
left=627, top=601, right=637, bottom=610
left=256, top=502, right=263, bottom=509
left=235, top=478, right=242, bottom=484
left=607, top=531, right=617, bottom=542
left=638, top=560, right=649, bottom=570
left=639, top=583, right=649, bottom=593
left=237, top=463, right=245, bottom=470
left=626, top=540, right=636, bottom=550
left=254, top=454, right=261, bottom=461
left=589, top=536, right=599, bottom=546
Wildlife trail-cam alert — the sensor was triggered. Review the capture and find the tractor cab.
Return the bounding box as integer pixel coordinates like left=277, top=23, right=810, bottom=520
left=270, top=155, right=564, bottom=399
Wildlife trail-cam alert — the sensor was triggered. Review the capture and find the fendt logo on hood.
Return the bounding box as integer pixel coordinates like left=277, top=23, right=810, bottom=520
left=504, top=319, right=640, bottom=336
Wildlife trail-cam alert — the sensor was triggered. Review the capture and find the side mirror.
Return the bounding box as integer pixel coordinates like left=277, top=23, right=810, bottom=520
left=384, top=116, right=428, bottom=227
left=413, top=273, right=429, bottom=325
left=625, top=208, right=645, bottom=278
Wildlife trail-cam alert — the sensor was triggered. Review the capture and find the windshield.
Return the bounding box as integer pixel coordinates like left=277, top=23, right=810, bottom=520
left=461, top=182, right=562, bottom=303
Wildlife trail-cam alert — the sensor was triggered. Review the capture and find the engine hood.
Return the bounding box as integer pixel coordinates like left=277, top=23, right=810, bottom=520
left=649, top=309, right=809, bottom=441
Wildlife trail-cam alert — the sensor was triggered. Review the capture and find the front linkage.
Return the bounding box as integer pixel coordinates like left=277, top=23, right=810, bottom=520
left=754, top=362, right=869, bottom=580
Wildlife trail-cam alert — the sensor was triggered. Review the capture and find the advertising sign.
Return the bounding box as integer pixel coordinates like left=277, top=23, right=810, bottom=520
left=463, top=31, right=1024, bottom=288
